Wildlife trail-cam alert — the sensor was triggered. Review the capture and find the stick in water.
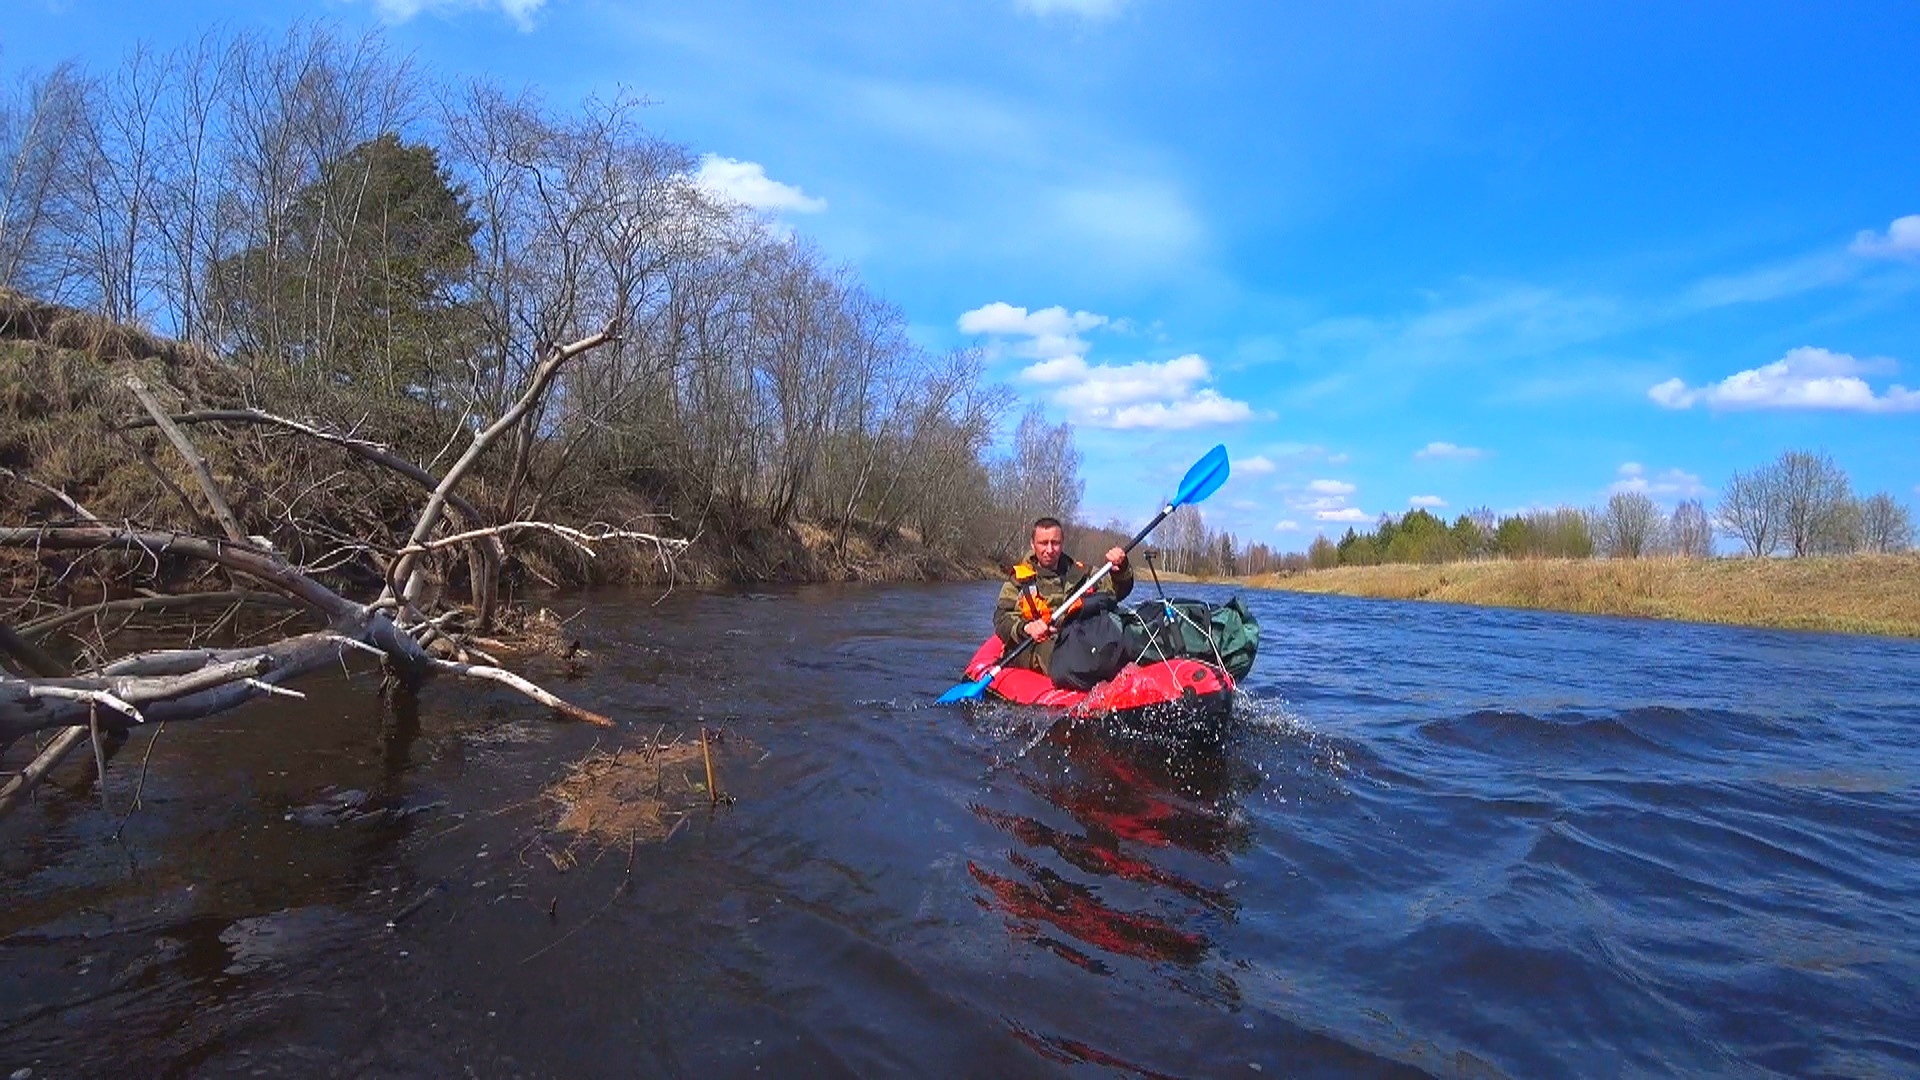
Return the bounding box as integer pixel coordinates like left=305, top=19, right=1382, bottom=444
left=701, top=727, right=720, bottom=806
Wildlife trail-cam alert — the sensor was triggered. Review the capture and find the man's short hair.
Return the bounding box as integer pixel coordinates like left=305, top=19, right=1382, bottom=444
left=1031, top=516, right=1064, bottom=534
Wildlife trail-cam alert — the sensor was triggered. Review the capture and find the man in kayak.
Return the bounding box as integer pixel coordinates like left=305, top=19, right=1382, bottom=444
left=993, top=517, right=1133, bottom=673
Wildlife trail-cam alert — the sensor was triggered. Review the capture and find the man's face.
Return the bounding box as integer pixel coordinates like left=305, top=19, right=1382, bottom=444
left=1031, top=525, right=1064, bottom=566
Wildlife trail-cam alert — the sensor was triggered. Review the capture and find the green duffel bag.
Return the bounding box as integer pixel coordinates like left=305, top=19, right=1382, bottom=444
left=1124, top=596, right=1259, bottom=680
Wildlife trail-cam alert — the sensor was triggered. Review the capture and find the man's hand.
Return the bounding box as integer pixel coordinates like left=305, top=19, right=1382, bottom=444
left=1106, top=546, right=1127, bottom=569
left=1023, top=618, right=1053, bottom=642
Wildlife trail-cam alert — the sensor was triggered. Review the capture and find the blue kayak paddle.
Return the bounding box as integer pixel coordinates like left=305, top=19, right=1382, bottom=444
left=937, top=443, right=1231, bottom=705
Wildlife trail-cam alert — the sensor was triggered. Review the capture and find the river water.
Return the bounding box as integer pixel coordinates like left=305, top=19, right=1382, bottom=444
left=3, top=583, right=1918, bottom=1077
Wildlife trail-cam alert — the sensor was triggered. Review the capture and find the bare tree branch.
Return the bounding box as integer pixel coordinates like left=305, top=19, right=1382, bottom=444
left=124, top=373, right=250, bottom=543
left=115, top=406, right=511, bottom=624
left=0, top=466, right=102, bottom=523
left=385, top=322, right=619, bottom=608
left=0, top=621, right=67, bottom=678
left=18, top=589, right=303, bottom=640
left=0, top=728, right=89, bottom=817
left=397, top=520, right=689, bottom=558
left=0, top=525, right=355, bottom=616
left=422, top=657, right=611, bottom=727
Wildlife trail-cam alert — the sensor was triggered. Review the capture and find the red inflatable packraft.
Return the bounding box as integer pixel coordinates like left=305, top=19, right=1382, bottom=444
left=962, top=635, right=1235, bottom=720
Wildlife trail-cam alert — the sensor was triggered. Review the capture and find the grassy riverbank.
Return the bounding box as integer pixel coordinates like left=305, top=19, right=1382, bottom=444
left=1238, top=555, right=1920, bottom=637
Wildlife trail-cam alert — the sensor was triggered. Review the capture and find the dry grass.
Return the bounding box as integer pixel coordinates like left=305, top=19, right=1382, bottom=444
left=541, top=739, right=720, bottom=848
left=1241, top=555, right=1920, bottom=637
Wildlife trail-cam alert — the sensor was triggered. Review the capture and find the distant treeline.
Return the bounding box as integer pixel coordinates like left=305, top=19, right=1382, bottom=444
left=1097, top=449, right=1916, bottom=578
left=0, top=24, right=1081, bottom=572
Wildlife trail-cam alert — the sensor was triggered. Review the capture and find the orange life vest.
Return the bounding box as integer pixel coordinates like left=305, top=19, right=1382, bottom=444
left=1011, top=561, right=1082, bottom=623
left=1012, top=563, right=1049, bottom=621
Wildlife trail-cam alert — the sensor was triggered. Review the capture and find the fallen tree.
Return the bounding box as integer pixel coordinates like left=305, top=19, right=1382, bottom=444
left=1, top=320, right=689, bottom=817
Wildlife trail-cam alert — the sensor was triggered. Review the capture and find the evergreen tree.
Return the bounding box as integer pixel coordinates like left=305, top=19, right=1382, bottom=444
left=212, top=133, right=480, bottom=404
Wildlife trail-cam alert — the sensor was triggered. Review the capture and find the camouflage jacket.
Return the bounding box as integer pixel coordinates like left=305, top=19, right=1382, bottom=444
left=992, top=550, right=1135, bottom=650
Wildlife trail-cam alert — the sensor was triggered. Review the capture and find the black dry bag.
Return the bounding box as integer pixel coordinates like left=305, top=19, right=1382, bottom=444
left=1047, top=593, right=1132, bottom=691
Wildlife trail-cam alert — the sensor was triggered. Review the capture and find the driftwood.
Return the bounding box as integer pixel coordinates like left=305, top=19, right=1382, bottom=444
left=1, top=322, right=682, bottom=818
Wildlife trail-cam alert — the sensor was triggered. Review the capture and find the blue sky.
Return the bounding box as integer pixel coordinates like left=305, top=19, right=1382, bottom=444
left=7, top=0, right=1917, bottom=544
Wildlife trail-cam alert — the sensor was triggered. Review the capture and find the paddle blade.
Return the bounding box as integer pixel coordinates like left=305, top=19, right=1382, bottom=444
left=937, top=673, right=993, bottom=704
left=1173, top=443, right=1230, bottom=508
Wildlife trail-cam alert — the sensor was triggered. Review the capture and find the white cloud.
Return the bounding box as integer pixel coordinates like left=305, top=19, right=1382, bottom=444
left=1017, top=0, right=1124, bottom=16
left=1022, top=352, right=1257, bottom=430
left=1607, top=462, right=1706, bottom=499
left=1239, top=455, right=1277, bottom=475
left=368, top=0, right=544, bottom=30
left=695, top=155, right=827, bottom=214
left=1649, top=347, right=1920, bottom=413
left=1274, top=520, right=1302, bottom=532
left=964, top=301, right=1255, bottom=431
left=1851, top=215, right=1920, bottom=260
left=1044, top=354, right=1206, bottom=407
left=1096, top=391, right=1255, bottom=430
left=1316, top=508, right=1372, bottom=523
left=958, top=302, right=1110, bottom=368
left=1279, top=471, right=1369, bottom=530
left=1410, top=495, right=1447, bottom=508
left=1414, top=441, right=1486, bottom=461
left=1283, top=478, right=1369, bottom=524
left=958, top=302, right=1106, bottom=338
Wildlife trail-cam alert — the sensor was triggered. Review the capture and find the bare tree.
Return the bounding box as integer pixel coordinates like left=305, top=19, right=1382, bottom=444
left=146, top=33, right=235, bottom=343
left=1308, top=534, right=1338, bottom=569
left=1775, top=450, right=1852, bottom=558
left=1517, top=506, right=1595, bottom=559
left=1669, top=498, right=1714, bottom=559
left=1599, top=490, right=1662, bottom=558
left=205, top=24, right=419, bottom=380
left=63, top=44, right=168, bottom=324
left=1717, top=466, right=1780, bottom=557
left=0, top=64, right=88, bottom=298
left=1859, top=492, right=1915, bottom=553
left=1160, top=504, right=1209, bottom=573
left=1812, top=497, right=1864, bottom=555
left=900, top=371, right=1001, bottom=553
left=991, top=405, right=1082, bottom=555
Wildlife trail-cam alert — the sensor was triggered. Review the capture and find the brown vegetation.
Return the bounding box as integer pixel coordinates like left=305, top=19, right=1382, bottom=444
left=1243, top=555, right=1920, bottom=637
left=542, top=739, right=721, bottom=849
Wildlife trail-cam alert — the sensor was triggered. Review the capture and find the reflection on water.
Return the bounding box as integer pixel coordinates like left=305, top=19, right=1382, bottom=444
left=3, top=582, right=1919, bottom=1077
left=967, top=722, right=1247, bottom=972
